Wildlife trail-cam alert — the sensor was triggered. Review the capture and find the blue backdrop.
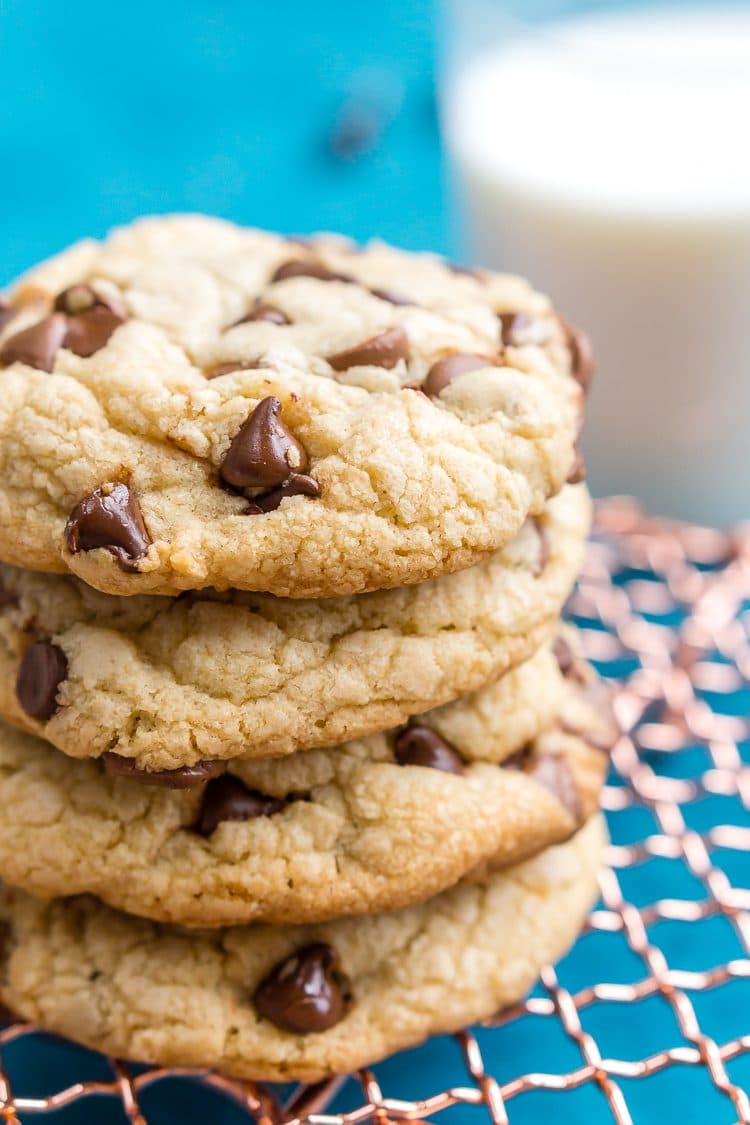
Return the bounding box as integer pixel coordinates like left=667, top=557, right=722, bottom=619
left=0, top=0, right=445, bottom=286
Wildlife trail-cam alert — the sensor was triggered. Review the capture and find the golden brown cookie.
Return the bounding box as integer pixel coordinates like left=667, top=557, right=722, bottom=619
left=0, top=643, right=613, bottom=926
left=0, top=485, right=590, bottom=773
left=0, top=215, right=587, bottom=597
left=0, top=815, right=605, bottom=1082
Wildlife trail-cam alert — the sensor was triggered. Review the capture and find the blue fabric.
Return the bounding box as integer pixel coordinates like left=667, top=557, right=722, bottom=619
left=0, top=0, right=447, bottom=286
left=0, top=2, right=748, bottom=1121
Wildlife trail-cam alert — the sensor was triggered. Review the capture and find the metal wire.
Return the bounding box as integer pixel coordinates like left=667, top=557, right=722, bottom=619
left=0, top=497, right=749, bottom=1124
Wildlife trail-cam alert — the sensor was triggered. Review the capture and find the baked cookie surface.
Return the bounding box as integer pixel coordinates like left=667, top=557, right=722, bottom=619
left=0, top=815, right=605, bottom=1081
left=0, top=642, right=613, bottom=926
left=0, top=215, right=587, bottom=598
left=0, top=484, right=590, bottom=772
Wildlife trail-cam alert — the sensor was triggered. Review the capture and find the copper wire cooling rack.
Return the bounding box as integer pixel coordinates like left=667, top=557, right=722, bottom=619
left=1, top=497, right=750, bottom=1124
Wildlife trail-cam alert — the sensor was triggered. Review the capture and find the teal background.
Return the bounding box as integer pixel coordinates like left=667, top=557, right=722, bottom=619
left=0, top=0, right=445, bottom=285
left=0, top=1, right=748, bottom=1122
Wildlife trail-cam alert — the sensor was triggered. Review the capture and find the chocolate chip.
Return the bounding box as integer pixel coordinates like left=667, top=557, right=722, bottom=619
left=247, top=472, right=321, bottom=514
left=560, top=318, right=595, bottom=393
left=0, top=300, right=17, bottom=331
left=54, top=285, right=128, bottom=358
left=499, top=312, right=531, bottom=347
left=529, top=754, right=582, bottom=822
left=271, top=259, right=353, bottom=284
left=233, top=304, right=291, bottom=327
left=369, top=287, right=413, bottom=307
left=193, top=774, right=285, bottom=836
left=327, top=327, right=409, bottom=372
left=532, top=517, right=550, bottom=576
left=102, top=753, right=227, bottom=789
left=254, top=943, right=351, bottom=1034
left=394, top=726, right=465, bottom=774
left=502, top=745, right=533, bottom=770
left=421, top=353, right=495, bottom=398
left=0, top=314, right=68, bottom=372
left=16, top=642, right=68, bottom=721
left=65, top=483, right=151, bottom=572
left=220, top=396, right=310, bottom=491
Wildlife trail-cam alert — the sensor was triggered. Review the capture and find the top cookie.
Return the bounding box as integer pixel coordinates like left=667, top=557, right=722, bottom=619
left=0, top=215, right=587, bottom=598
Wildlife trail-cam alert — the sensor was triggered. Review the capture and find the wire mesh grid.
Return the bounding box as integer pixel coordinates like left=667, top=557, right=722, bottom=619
left=0, top=497, right=749, bottom=1124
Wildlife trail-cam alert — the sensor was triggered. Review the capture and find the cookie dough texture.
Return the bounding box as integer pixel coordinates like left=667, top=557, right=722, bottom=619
left=0, top=647, right=610, bottom=926
left=0, top=484, right=590, bottom=771
left=0, top=815, right=604, bottom=1081
left=0, top=215, right=583, bottom=598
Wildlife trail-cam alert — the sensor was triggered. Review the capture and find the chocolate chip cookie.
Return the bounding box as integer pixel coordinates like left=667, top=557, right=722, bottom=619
left=0, top=814, right=604, bottom=1081
left=0, top=484, right=590, bottom=773
left=0, top=640, right=612, bottom=925
left=0, top=215, right=588, bottom=598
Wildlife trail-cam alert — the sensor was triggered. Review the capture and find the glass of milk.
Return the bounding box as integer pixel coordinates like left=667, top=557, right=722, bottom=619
left=440, top=0, right=750, bottom=525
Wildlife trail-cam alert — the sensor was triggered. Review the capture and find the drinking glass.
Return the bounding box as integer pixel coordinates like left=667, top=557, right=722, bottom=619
left=440, top=0, right=750, bottom=524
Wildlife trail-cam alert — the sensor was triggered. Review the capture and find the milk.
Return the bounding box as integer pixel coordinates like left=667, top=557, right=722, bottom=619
left=443, top=6, right=750, bottom=524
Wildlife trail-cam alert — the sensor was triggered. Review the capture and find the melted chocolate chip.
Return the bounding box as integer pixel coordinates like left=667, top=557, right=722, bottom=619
left=65, top=483, right=151, bottom=572
left=54, top=285, right=128, bottom=358
left=502, top=745, right=533, bottom=770
left=271, top=259, right=353, bottom=284
left=102, top=753, right=227, bottom=789
left=254, top=943, right=351, bottom=1034
left=369, top=287, right=413, bottom=307
left=498, top=312, right=532, bottom=347
left=0, top=314, right=68, bottom=372
left=247, top=472, right=321, bottom=514
left=529, top=753, right=582, bottom=822
left=393, top=726, right=465, bottom=774
left=220, top=396, right=309, bottom=491
left=193, top=774, right=285, bottom=836
left=561, top=318, right=595, bottom=393
left=499, top=311, right=557, bottom=349
left=233, top=304, right=291, bottom=327
left=421, top=353, right=495, bottom=398
left=16, top=642, right=68, bottom=721
left=0, top=300, right=17, bottom=331
left=503, top=745, right=581, bottom=819
left=327, top=327, right=409, bottom=372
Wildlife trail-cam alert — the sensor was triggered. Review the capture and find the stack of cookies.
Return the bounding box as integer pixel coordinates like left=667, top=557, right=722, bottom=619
left=0, top=217, right=612, bottom=1082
